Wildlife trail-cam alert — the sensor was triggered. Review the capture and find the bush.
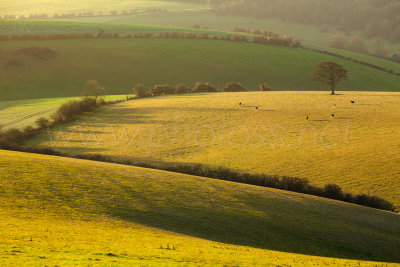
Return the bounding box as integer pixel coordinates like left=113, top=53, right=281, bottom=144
left=150, top=84, right=175, bottom=96
left=81, top=80, right=106, bottom=99
left=0, top=128, right=25, bottom=146
left=52, top=98, right=98, bottom=123
left=354, top=194, right=395, bottom=211
left=193, top=82, right=218, bottom=93
left=222, top=82, right=247, bottom=92
left=323, top=184, right=343, bottom=200
left=260, top=82, right=272, bottom=91
left=23, top=125, right=36, bottom=136
left=175, top=84, right=191, bottom=94
left=36, top=117, right=49, bottom=129
left=133, top=83, right=146, bottom=98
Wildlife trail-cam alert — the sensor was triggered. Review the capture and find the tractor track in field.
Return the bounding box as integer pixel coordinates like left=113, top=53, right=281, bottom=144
left=0, top=107, right=57, bottom=128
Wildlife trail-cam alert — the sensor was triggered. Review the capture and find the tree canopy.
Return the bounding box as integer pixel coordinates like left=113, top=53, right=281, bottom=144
left=311, top=61, right=348, bottom=94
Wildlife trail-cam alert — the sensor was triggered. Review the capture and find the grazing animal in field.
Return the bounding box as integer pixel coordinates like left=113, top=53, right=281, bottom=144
left=306, top=116, right=309, bottom=121
left=333, top=104, right=336, bottom=108
left=255, top=106, right=259, bottom=111
left=331, top=114, right=335, bottom=118
left=351, top=101, right=355, bottom=104
left=239, top=102, right=242, bottom=107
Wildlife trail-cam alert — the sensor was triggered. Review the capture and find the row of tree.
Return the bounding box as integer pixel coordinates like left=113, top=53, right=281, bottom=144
left=134, top=81, right=273, bottom=97
left=0, top=31, right=301, bottom=48
left=208, top=0, right=400, bottom=43
left=330, top=34, right=392, bottom=58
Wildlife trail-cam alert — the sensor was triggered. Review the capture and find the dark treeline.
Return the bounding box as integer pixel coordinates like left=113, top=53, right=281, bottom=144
left=0, top=31, right=301, bottom=48
left=209, top=0, right=400, bottom=44
left=0, top=143, right=396, bottom=213
left=140, top=81, right=272, bottom=97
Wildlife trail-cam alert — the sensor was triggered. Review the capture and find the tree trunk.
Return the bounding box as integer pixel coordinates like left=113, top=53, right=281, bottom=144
left=330, top=85, right=335, bottom=95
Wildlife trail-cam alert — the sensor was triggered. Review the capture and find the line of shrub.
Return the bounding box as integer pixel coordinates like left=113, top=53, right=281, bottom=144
left=137, top=82, right=240, bottom=97
left=138, top=81, right=263, bottom=97
left=0, top=142, right=396, bottom=213
left=0, top=86, right=396, bottom=212
left=0, top=96, right=132, bottom=147
left=0, top=31, right=301, bottom=48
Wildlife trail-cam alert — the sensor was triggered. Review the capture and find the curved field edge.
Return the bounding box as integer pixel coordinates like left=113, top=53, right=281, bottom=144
left=46, top=10, right=400, bottom=71
left=28, top=91, right=400, bottom=207
left=2, top=19, right=400, bottom=76
left=0, top=149, right=399, bottom=264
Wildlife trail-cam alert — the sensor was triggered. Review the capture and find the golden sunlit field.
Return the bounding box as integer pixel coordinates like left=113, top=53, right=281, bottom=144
left=28, top=91, right=400, bottom=207
left=0, top=0, right=206, bottom=17
left=2, top=0, right=400, bottom=265
left=1, top=149, right=399, bottom=265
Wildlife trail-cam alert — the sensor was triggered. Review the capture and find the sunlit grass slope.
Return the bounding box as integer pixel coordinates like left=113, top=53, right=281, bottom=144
left=29, top=92, right=400, bottom=206
left=1, top=0, right=206, bottom=17
left=0, top=95, right=132, bottom=129
left=1, top=38, right=400, bottom=101
left=0, top=149, right=399, bottom=265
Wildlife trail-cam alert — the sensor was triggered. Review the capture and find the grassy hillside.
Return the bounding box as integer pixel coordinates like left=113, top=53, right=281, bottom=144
left=1, top=149, right=399, bottom=265
left=29, top=92, right=400, bottom=207
left=0, top=0, right=206, bottom=17
left=0, top=95, right=132, bottom=129
left=1, top=38, right=400, bottom=101
left=57, top=9, right=400, bottom=54
left=57, top=9, right=400, bottom=73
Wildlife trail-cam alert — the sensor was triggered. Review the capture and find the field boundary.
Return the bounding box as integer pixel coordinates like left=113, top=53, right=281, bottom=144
left=0, top=142, right=397, bottom=213
left=2, top=31, right=400, bottom=79
left=0, top=92, right=399, bottom=213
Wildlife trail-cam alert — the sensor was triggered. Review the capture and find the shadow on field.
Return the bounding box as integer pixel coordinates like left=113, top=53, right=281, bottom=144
left=92, top=161, right=400, bottom=263
left=28, top=102, right=400, bottom=263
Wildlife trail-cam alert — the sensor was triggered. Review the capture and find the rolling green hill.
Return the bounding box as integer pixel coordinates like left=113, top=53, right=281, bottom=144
left=1, top=149, right=399, bottom=265
left=1, top=36, right=400, bottom=101
left=50, top=9, right=400, bottom=55
left=28, top=92, right=400, bottom=207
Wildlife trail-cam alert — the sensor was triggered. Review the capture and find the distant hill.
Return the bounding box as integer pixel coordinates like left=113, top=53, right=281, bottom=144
left=210, top=0, right=400, bottom=44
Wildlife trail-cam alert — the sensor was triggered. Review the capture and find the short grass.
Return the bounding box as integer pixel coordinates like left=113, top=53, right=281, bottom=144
left=28, top=92, right=400, bottom=207
left=0, top=0, right=206, bottom=17
left=0, top=95, right=132, bottom=129
left=0, top=149, right=399, bottom=265
left=1, top=38, right=400, bottom=101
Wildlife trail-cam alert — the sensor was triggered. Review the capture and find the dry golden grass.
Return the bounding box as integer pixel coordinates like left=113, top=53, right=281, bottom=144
left=29, top=91, right=400, bottom=207
left=0, top=149, right=399, bottom=265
